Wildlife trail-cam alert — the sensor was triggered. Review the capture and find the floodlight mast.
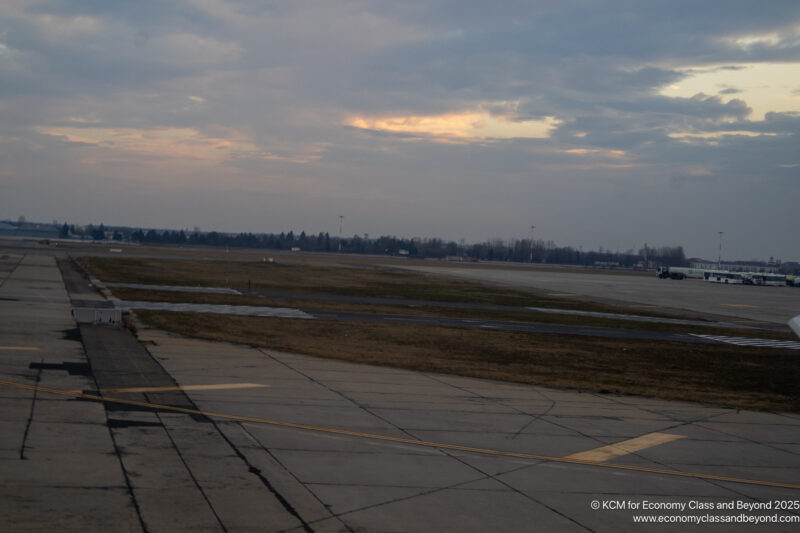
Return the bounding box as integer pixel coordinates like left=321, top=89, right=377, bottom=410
left=717, top=231, right=724, bottom=269
left=338, top=215, right=344, bottom=253
left=529, top=225, right=535, bottom=263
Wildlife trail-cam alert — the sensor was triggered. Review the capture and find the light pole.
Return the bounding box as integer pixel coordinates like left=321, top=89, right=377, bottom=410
left=717, top=231, right=724, bottom=270
left=529, top=225, right=535, bottom=263
left=338, top=215, right=344, bottom=253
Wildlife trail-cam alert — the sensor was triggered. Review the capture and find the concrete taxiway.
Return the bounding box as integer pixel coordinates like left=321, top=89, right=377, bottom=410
left=1, top=254, right=800, bottom=532
left=403, top=265, right=800, bottom=326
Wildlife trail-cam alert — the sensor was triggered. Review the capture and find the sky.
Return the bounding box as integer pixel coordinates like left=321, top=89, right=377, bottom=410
left=1, top=1, right=799, bottom=261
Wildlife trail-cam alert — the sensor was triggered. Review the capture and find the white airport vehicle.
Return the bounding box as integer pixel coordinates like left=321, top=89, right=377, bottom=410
left=656, top=266, right=707, bottom=280
left=743, top=273, right=786, bottom=286
left=704, top=270, right=744, bottom=284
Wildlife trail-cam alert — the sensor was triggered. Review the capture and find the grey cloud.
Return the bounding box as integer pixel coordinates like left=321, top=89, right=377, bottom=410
left=1, top=0, right=799, bottom=260
left=617, top=94, right=752, bottom=119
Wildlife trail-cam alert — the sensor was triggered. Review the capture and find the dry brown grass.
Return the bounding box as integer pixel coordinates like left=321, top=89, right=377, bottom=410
left=82, top=254, right=800, bottom=411
left=135, top=311, right=800, bottom=412
left=81, top=256, right=689, bottom=316
left=111, top=287, right=797, bottom=340
left=67, top=241, right=651, bottom=274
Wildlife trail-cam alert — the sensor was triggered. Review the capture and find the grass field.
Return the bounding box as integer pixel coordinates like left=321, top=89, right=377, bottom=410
left=135, top=311, right=800, bottom=412
left=108, top=286, right=797, bottom=340
left=80, top=255, right=800, bottom=411
left=81, top=256, right=692, bottom=315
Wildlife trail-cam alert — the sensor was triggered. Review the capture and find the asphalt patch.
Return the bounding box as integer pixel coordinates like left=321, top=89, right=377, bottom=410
left=61, top=328, right=82, bottom=341
left=28, top=361, right=92, bottom=376
left=107, top=419, right=163, bottom=429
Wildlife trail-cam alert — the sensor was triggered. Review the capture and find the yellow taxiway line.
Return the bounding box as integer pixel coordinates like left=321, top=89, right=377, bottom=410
left=0, top=378, right=797, bottom=491
left=564, top=432, right=685, bottom=462
left=96, top=383, right=269, bottom=394
left=0, top=346, right=40, bottom=351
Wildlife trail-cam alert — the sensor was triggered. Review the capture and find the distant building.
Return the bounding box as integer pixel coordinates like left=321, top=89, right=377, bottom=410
left=0, top=221, right=59, bottom=239
left=689, top=259, right=778, bottom=273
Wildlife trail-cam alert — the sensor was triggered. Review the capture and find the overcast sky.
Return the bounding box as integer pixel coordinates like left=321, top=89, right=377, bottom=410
left=1, top=1, right=798, bottom=261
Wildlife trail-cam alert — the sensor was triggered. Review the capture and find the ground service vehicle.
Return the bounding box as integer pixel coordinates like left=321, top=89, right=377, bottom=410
left=705, top=271, right=744, bottom=284
left=657, top=266, right=706, bottom=279
left=743, top=273, right=787, bottom=286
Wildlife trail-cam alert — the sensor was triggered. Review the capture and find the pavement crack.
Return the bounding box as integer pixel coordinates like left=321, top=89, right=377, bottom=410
left=260, top=353, right=595, bottom=531
left=155, top=411, right=229, bottom=533
left=510, top=400, right=556, bottom=440
left=693, top=419, right=800, bottom=459
left=618, top=402, right=800, bottom=460
left=0, top=253, right=25, bottom=289
left=313, top=474, right=491, bottom=523
left=107, top=422, right=150, bottom=533
left=422, top=373, right=560, bottom=440
left=19, top=359, right=43, bottom=460
left=217, top=422, right=322, bottom=533
left=258, top=348, right=414, bottom=439
left=434, top=446, right=596, bottom=532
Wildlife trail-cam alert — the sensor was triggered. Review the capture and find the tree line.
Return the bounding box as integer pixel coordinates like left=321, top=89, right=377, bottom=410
left=57, top=222, right=693, bottom=267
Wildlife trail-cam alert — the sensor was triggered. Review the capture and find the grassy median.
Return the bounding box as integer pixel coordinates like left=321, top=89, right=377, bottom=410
left=83, top=256, right=693, bottom=316
left=109, top=286, right=797, bottom=340
left=135, top=310, right=800, bottom=412
left=81, top=255, right=800, bottom=411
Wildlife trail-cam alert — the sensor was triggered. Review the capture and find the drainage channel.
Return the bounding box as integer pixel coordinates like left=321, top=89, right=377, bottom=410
left=58, top=255, right=316, bottom=531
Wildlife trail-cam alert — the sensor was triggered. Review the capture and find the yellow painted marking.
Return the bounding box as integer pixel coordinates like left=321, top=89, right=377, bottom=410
left=720, top=304, right=759, bottom=309
left=0, top=346, right=40, bottom=351
left=0, top=379, right=798, bottom=491
left=98, top=383, right=268, bottom=394
left=564, top=432, right=685, bottom=462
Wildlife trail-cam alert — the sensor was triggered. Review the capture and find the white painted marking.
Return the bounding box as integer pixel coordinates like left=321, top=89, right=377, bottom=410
left=121, top=301, right=313, bottom=319
left=691, top=334, right=800, bottom=350
left=790, top=315, right=800, bottom=339
left=101, top=282, right=242, bottom=295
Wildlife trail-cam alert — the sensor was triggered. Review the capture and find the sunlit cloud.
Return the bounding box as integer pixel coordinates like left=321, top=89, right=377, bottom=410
left=563, top=148, right=627, bottom=158
left=725, top=27, right=800, bottom=51
left=681, top=166, right=714, bottom=177
left=659, top=63, right=800, bottom=120
left=64, top=116, right=103, bottom=125
left=558, top=148, right=635, bottom=169
left=36, top=126, right=257, bottom=161
left=668, top=131, right=778, bottom=140
left=2, top=1, right=798, bottom=260
left=346, top=109, right=561, bottom=143
left=34, top=14, right=105, bottom=43
left=35, top=125, right=330, bottom=166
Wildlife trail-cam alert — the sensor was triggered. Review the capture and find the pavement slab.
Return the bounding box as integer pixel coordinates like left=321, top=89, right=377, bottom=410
left=0, top=254, right=142, bottom=532
left=2, top=254, right=799, bottom=532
